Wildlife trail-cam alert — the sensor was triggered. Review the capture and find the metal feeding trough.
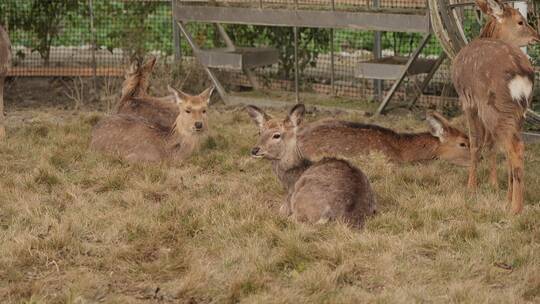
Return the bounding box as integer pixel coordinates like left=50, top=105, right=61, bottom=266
left=196, top=47, right=279, bottom=70
left=356, top=56, right=438, bottom=80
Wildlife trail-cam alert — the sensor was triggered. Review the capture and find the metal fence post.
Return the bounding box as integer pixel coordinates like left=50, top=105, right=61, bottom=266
left=373, top=0, right=382, bottom=102
left=293, top=0, right=299, bottom=104
left=89, top=0, right=98, bottom=98
left=172, top=0, right=182, bottom=62
left=330, top=0, right=335, bottom=96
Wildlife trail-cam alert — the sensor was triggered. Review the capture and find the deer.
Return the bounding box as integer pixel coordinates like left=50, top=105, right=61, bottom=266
left=452, top=0, right=540, bottom=214
left=0, top=25, right=11, bottom=140
left=246, top=104, right=377, bottom=227
left=90, top=85, right=214, bottom=162
left=116, top=56, right=178, bottom=129
left=297, top=111, right=471, bottom=166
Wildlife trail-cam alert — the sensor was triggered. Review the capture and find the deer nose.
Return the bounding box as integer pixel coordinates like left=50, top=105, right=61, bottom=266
left=194, top=122, right=203, bottom=130
left=251, top=147, right=260, bottom=156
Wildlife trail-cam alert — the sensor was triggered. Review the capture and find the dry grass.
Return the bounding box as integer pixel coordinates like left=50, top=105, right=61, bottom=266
left=1, top=105, right=540, bottom=304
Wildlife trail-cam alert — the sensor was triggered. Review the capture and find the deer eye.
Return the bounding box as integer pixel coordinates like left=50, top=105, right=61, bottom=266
left=202, top=110, right=207, bottom=114
left=185, top=110, right=191, bottom=114
left=518, top=21, right=524, bottom=26
left=459, top=143, right=467, bottom=147
left=272, top=133, right=281, bottom=139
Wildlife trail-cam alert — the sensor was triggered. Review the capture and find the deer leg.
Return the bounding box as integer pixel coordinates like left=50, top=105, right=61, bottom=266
left=488, top=150, right=499, bottom=188
left=0, top=76, right=5, bottom=140
left=506, top=153, right=513, bottom=203
left=503, top=134, right=525, bottom=214
left=464, top=108, right=482, bottom=190
left=486, top=139, right=498, bottom=188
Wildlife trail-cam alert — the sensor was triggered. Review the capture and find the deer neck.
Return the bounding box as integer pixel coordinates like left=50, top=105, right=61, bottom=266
left=166, top=123, right=203, bottom=160
left=271, top=139, right=312, bottom=191
left=121, top=75, right=149, bottom=102
left=397, top=132, right=440, bottom=162
left=479, top=18, right=499, bottom=40
left=478, top=18, right=520, bottom=48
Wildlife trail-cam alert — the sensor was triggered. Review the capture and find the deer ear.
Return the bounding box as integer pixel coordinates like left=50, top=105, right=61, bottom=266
left=142, top=56, right=157, bottom=74
left=168, top=85, right=189, bottom=105
left=476, top=0, right=504, bottom=19
left=198, top=86, right=215, bottom=104
left=246, top=105, right=270, bottom=130
left=286, top=104, right=305, bottom=129
left=426, top=111, right=447, bottom=141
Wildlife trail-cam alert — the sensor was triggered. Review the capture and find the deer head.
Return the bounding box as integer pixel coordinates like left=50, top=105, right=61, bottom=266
left=246, top=104, right=305, bottom=161
left=426, top=111, right=471, bottom=166
left=168, top=86, right=214, bottom=135
left=477, top=0, right=540, bottom=47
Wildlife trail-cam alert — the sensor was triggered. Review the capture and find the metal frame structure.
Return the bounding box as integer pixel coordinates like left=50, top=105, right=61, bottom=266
left=173, top=0, right=444, bottom=109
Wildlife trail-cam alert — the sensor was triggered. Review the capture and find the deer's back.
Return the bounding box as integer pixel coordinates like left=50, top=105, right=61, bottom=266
left=117, top=96, right=178, bottom=129
left=298, top=120, right=405, bottom=161
left=291, top=158, right=376, bottom=227
left=0, top=25, right=11, bottom=76
left=90, top=114, right=168, bottom=162
left=452, top=39, right=534, bottom=125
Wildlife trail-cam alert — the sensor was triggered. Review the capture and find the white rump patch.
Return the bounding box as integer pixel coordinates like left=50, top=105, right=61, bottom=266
left=508, top=76, right=533, bottom=104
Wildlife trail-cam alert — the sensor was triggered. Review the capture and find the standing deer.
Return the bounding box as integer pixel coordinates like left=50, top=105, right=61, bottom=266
left=91, top=85, right=214, bottom=162
left=0, top=25, right=11, bottom=140
left=452, top=0, right=540, bottom=214
left=246, top=104, right=377, bottom=227
left=298, top=111, right=470, bottom=166
left=117, top=56, right=178, bottom=129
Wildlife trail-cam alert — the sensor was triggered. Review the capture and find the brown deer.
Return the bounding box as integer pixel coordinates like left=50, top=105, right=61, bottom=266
left=452, top=0, right=540, bottom=214
left=298, top=111, right=470, bottom=166
left=246, top=104, right=377, bottom=227
left=0, top=25, right=11, bottom=140
left=91, top=85, right=214, bottom=162
left=116, top=56, right=178, bottom=129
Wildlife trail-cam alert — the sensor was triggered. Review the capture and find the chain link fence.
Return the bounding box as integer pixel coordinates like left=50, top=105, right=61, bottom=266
left=1, top=0, right=539, bottom=109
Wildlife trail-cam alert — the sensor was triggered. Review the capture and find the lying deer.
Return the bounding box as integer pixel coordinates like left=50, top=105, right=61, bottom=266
left=247, top=104, right=377, bottom=227
left=452, top=0, right=540, bottom=213
left=298, top=111, right=470, bottom=166
left=0, top=25, right=11, bottom=140
left=91, top=85, right=214, bottom=162
left=117, top=56, right=178, bottom=129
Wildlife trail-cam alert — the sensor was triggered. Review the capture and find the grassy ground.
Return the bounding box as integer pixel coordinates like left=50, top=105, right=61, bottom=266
left=1, top=101, right=540, bottom=303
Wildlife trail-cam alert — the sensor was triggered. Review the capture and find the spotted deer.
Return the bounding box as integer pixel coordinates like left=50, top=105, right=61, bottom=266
left=247, top=104, right=377, bottom=227
left=117, top=56, right=178, bottom=129
left=91, top=85, right=214, bottom=162
left=298, top=111, right=470, bottom=166
left=0, top=25, right=11, bottom=140
left=452, top=0, right=540, bottom=214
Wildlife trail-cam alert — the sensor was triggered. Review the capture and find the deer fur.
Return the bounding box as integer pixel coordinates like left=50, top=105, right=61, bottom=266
left=0, top=25, right=11, bottom=140
left=116, top=56, right=178, bottom=129
left=452, top=0, right=540, bottom=214
left=91, top=85, right=214, bottom=162
left=246, top=104, right=377, bottom=227
left=298, top=111, right=470, bottom=166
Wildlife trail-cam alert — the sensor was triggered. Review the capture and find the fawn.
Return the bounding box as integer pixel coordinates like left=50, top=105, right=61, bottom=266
left=91, top=85, right=214, bottom=162
left=452, top=0, right=540, bottom=213
left=117, top=56, right=178, bottom=129
left=0, top=25, right=11, bottom=140
left=247, top=104, right=377, bottom=227
left=298, top=111, right=470, bottom=166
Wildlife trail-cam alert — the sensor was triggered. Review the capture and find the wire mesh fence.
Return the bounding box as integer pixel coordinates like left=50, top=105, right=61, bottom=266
left=1, top=0, right=539, bottom=109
